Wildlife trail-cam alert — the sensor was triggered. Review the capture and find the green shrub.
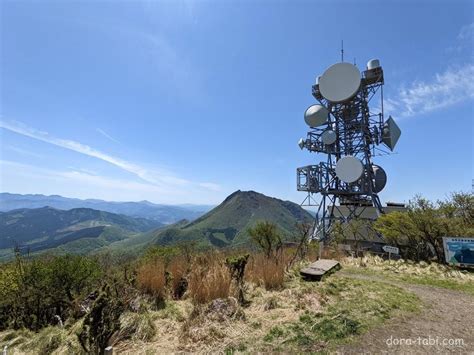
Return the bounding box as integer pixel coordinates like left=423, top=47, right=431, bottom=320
left=0, top=253, right=101, bottom=330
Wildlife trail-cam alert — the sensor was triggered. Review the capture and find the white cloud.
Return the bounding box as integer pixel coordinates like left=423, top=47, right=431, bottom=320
left=74, top=17, right=204, bottom=102
left=0, top=120, right=221, bottom=194
left=385, top=23, right=474, bottom=118
left=447, top=22, right=473, bottom=54
left=3, top=145, right=45, bottom=159
left=0, top=160, right=225, bottom=204
left=0, top=120, right=159, bottom=184
left=458, top=23, right=474, bottom=41
left=385, top=63, right=474, bottom=118
left=96, top=128, right=119, bottom=143
left=198, top=182, right=222, bottom=192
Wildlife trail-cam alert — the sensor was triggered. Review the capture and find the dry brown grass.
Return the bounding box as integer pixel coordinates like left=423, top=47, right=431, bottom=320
left=321, top=245, right=347, bottom=260
left=245, top=253, right=286, bottom=290
left=188, top=253, right=231, bottom=304
left=136, top=258, right=166, bottom=297
left=167, top=255, right=189, bottom=299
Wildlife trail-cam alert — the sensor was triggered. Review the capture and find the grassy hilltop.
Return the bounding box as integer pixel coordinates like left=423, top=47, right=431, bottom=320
left=148, top=190, right=313, bottom=248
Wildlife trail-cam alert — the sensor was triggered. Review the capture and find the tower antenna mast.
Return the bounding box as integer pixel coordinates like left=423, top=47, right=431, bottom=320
left=341, top=40, right=344, bottom=62
left=297, top=57, right=402, bottom=247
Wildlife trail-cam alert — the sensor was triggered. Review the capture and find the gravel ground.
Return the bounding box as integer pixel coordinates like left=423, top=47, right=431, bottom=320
left=337, top=273, right=474, bottom=354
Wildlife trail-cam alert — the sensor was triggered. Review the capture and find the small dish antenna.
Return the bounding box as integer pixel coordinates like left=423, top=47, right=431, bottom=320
left=335, top=156, right=364, bottom=183
left=319, top=63, right=361, bottom=103
left=321, top=130, right=337, bottom=145
left=372, top=165, right=387, bottom=193
left=304, top=104, right=328, bottom=127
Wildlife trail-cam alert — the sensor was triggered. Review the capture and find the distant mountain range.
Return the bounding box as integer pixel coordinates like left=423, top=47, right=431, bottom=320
left=0, top=193, right=214, bottom=224
left=145, top=190, right=314, bottom=249
left=0, top=190, right=314, bottom=259
left=0, top=207, right=164, bottom=259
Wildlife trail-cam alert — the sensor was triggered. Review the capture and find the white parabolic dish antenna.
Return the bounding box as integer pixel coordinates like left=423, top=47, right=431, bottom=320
left=319, top=63, right=361, bottom=103
left=335, top=156, right=363, bottom=183
left=321, top=130, right=337, bottom=145
left=304, top=104, right=328, bottom=127
left=372, top=165, right=387, bottom=193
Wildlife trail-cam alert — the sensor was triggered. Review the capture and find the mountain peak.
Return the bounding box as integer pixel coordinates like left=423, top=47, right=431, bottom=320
left=222, top=190, right=264, bottom=203
left=155, top=190, right=313, bottom=249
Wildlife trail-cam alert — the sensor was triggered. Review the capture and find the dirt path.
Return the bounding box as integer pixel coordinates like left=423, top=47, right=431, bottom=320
left=337, top=272, right=474, bottom=354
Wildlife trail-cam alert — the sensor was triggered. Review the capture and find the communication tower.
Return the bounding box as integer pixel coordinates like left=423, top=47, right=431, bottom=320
left=297, top=58, right=401, bottom=243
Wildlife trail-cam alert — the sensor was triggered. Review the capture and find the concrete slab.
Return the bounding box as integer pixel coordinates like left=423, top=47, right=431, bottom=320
left=300, top=259, right=341, bottom=281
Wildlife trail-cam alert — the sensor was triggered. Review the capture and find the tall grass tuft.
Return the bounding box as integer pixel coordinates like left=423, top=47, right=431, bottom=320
left=188, top=253, right=231, bottom=304
left=136, top=258, right=166, bottom=300
left=118, top=311, right=156, bottom=342
left=245, top=253, right=285, bottom=290
left=167, top=255, right=189, bottom=299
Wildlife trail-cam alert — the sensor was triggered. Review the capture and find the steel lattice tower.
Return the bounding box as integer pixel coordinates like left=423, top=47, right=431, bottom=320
left=297, top=59, right=401, bottom=244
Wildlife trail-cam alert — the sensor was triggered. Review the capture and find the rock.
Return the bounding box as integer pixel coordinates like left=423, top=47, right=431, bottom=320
left=205, top=297, right=244, bottom=322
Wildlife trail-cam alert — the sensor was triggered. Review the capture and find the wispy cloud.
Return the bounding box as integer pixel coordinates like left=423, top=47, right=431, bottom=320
left=72, top=16, right=204, bottom=102
left=458, top=22, right=474, bottom=41
left=198, top=182, right=221, bottom=192
left=4, top=145, right=45, bottom=159
left=1, top=120, right=158, bottom=184
left=132, top=30, right=204, bottom=101
left=385, top=23, right=474, bottom=118
left=0, top=160, right=176, bottom=199
left=0, top=120, right=221, bottom=193
left=447, top=22, right=474, bottom=53
left=0, top=160, right=223, bottom=204
left=96, top=128, right=119, bottom=143
left=386, top=63, right=474, bottom=118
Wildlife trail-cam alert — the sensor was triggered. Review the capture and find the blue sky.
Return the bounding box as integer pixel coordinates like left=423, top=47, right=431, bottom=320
left=0, top=0, right=473, bottom=205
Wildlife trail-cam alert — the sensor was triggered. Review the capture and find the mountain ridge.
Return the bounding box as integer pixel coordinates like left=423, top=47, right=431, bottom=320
left=0, top=193, right=214, bottom=224
left=0, top=190, right=314, bottom=258
left=0, top=206, right=164, bottom=259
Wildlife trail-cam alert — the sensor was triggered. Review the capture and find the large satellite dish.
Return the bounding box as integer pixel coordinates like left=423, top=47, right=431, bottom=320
left=304, top=104, right=328, bottom=127
left=372, top=165, right=387, bottom=193
left=319, top=63, right=361, bottom=103
left=382, top=116, right=401, bottom=151
left=335, top=156, right=363, bottom=183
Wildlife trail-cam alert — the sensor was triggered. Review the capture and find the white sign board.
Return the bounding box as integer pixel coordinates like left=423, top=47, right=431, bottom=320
left=443, top=237, right=474, bottom=267
left=382, top=245, right=399, bottom=255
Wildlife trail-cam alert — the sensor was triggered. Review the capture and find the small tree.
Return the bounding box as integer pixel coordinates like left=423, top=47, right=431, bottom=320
left=374, top=192, right=474, bottom=263
left=374, top=211, right=432, bottom=261
left=248, top=221, right=282, bottom=260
